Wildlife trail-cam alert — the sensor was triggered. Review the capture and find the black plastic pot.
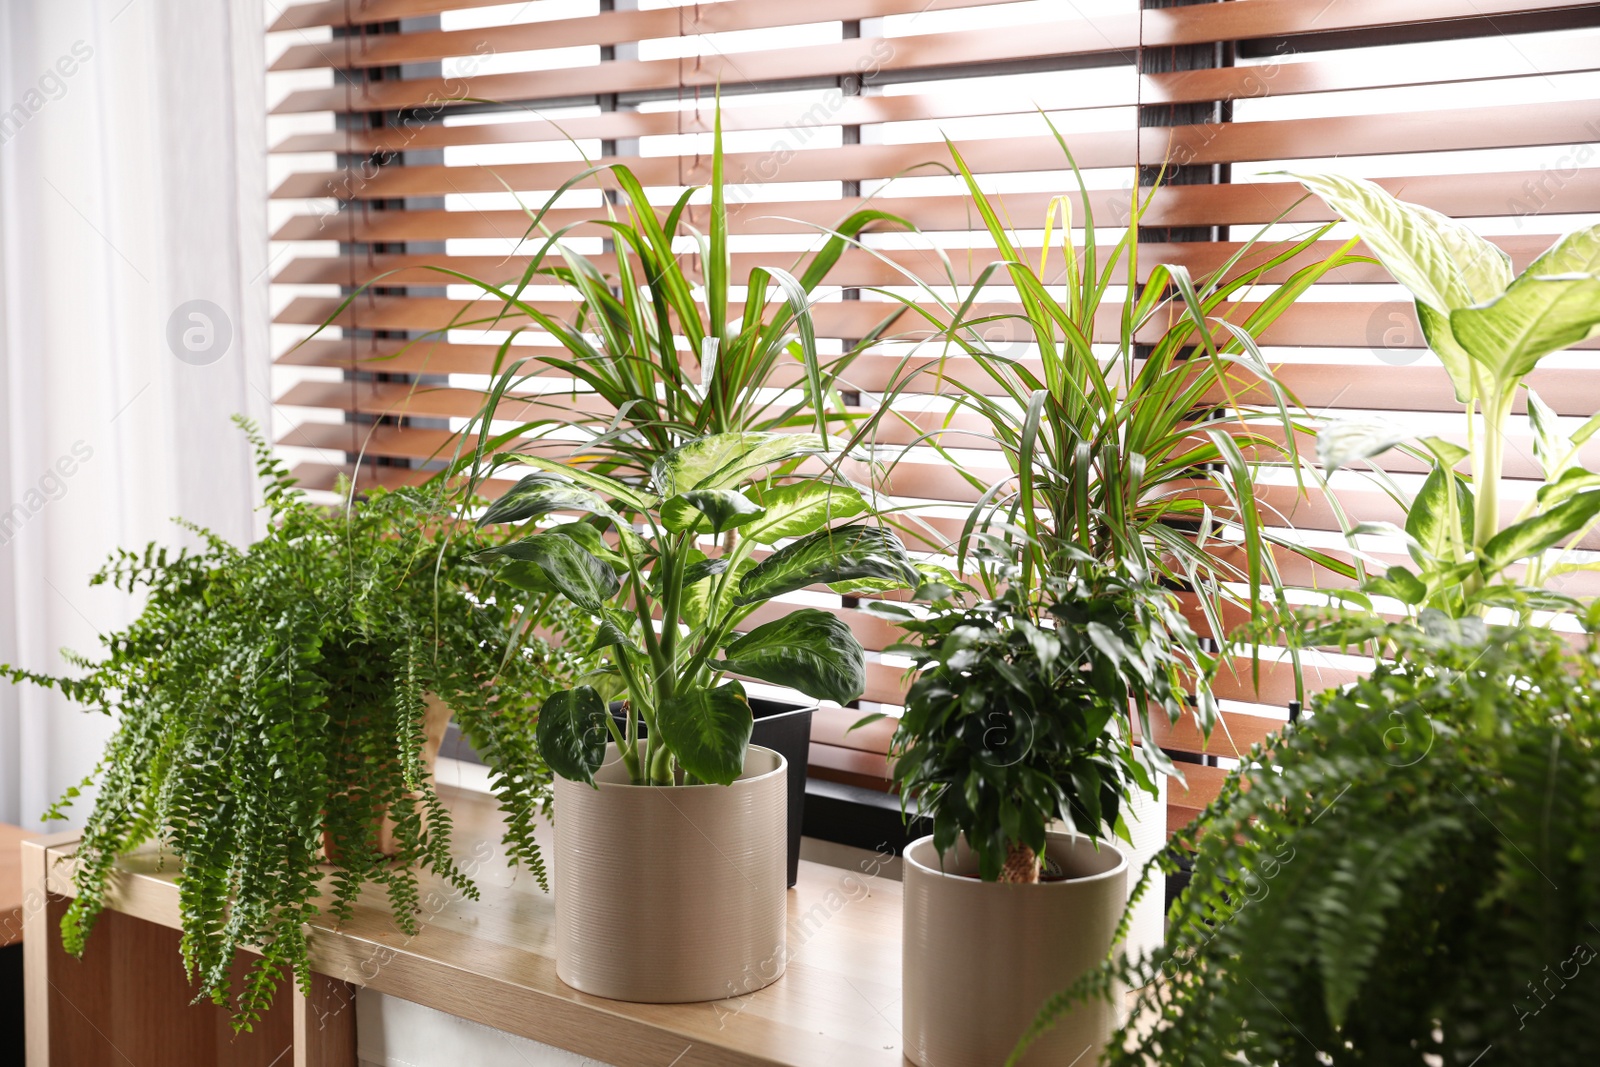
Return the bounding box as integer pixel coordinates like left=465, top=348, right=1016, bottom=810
left=610, top=697, right=813, bottom=887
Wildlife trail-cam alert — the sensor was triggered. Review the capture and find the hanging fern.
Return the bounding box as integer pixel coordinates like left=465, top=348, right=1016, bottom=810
left=3, top=418, right=588, bottom=1029
left=1012, top=610, right=1600, bottom=1065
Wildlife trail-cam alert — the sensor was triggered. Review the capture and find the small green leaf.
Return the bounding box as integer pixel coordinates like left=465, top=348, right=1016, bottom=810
left=1537, top=467, right=1600, bottom=509
left=683, top=556, right=729, bottom=586
left=482, top=532, right=619, bottom=613
left=1416, top=436, right=1468, bottom=470
left=1375, top=566, right=1427, bottom=605
left=720, top=608, right=866, bottom=705
left=660, top=489, right=765, bottom=535
left=656, top=681, right=754, bottom=785
left=536, top=686, right=609, bottom=784
left=744, top=480, right=867, bottom=544
left=588, top=617, right=633, bottom=654
left=1481, top=490, right=1600, bottom=570
left=736, top=524, right=917, bottom=605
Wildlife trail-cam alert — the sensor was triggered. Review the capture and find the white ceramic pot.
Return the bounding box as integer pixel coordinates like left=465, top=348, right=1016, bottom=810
left=553, top=743, right=788, bottom=1003
left=902, top=831, right=1128, bottom=1067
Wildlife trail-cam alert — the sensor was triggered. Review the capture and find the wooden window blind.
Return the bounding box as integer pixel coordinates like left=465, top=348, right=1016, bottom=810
left=267, top=0, right=1600, bottom=836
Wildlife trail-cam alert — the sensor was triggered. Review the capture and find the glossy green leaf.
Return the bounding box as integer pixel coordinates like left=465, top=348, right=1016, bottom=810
left=1290, top=172, right=1511, bottom=312
left=659, top=489, right=765, bottom=535
left=1481, top=489, right=1600, bottom=571
left=493, top=560, right=556, bottom=594
left=1537, top=468, right=1600, bottom=509
left=477, top=473, right=623, bottom=528
left=547, top=520, right=626, bottom=566
left=588, top=617, right=633, bottom=654
left=1452, top=271, right=1600, bottom=389
left=744, top=480, right=867, bottom=545
left=508, top=453, right=653, bottom=513
left=1405, top=466, right=1473, bottom=566
left=682, top=555, right=751, bottom=632
left=735, top=524, right=918, bottom=605
left=481, top=532, right=619, bottom=613
left=1372, top=566, right=1427, bottom=605
left=720, top=608, right=866, bottom=705
left=536, top=686, right=609, bottom=785
left=656, top=681, right=754, bottom=785
left=1417, top=436, right=1468, bottom=470
left=1415, top=302, right=1477, bottom=405
left=650, top=432, right=822, bottom=497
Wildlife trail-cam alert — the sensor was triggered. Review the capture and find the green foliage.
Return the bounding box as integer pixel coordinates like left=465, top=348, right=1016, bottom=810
left=876, top=543, right=1211, bottom=881
left=1, top=419, right=584, bottom=1029
left=306, top=105, right=910, bottom=484
left=477, top=431, right=917, bottom=788
left=1294, top=175, right=1600, bottom=615
left=863, top=133, right=1362, bottom=655
left=1014, top=614, right=1600, bottom=1065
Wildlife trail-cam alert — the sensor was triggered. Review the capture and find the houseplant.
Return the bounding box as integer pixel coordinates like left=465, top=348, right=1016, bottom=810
left=846, top=135, right=1355, bottom=1064
left=871, top=538, right=1211, bottom=1066
left=1012, top=186, right=1600, bottom=1064
left=318, top=105, right=912, bottom=882
left=0, top=419, right=583, bottom=1028
left=474, top=429, right=918, bottom=1002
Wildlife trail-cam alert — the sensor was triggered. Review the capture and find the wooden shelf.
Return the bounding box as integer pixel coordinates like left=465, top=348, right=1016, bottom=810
left=24, top=785, right=909, bottom=1067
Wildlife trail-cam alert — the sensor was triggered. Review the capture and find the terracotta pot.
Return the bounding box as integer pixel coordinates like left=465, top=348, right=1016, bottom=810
left=902, top=831, right=1128, bottom=1067
left=553, top=744, right=788, bottom=1003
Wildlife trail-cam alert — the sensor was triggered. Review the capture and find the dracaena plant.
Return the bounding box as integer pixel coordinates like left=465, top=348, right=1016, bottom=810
left=1301, top=174, right=1600, bottom=616
left=866, top=535, right=1212, bottom=883
left=860, top=133, right=1362, bottom=660
left=315, top=106, right=908, bottom=482
left=474, top=431, right=918, bottom=787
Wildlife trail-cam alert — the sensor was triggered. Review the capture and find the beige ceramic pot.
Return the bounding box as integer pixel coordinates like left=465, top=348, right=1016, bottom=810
left=554, top=743, right=788, bottom=1003
left=902, top=831, right=1128, bottom=1067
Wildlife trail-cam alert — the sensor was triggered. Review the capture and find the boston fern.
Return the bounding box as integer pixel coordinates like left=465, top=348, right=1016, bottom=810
left=0, top=419, right=583, bottom=1028
left=870, top=545, right=1212, bottom=884
left=476, top=430, right=918, bottom=787
left=1015, top=613, right=1600, bottom=1065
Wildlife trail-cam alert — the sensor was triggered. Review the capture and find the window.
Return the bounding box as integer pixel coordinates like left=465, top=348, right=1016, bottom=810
left=267, top=0, right=1600, bottom=833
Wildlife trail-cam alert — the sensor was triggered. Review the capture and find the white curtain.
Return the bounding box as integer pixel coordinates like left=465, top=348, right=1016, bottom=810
left=0, top=0, right=270, bottom=830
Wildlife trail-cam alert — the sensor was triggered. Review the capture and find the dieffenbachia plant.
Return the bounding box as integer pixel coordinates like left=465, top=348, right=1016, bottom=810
left=1302, top=173, right=1600, bottom=615
left=478, top=431, right=918, bottom=786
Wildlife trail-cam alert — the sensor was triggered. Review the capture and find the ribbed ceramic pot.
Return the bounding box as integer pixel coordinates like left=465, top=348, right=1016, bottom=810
left=902, top=831, right=1128, bottom=1067
left=553, top=743, right=788, bottom=1003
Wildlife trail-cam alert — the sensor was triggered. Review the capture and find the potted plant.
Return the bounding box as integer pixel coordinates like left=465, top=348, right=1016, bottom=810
left=847, top=135, right=1353, bottom=1063
left=870, top=542, right=1210, bottom=1067
left=1011, top=185, right=1600, bottom=1064
left=473, top=430, right=918, bottom=1003
left=0, top=420, right=584, bottom=1028
left=322, top=106, right=910, bottom=885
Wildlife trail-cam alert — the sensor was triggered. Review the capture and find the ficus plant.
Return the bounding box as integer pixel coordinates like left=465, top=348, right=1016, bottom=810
left=1302, top=173, right=1600, bottom=616
left=0, top=420, right=586, bottom=1029
left=475, top=430, right=919, bottom=787
left=865, top=536, right=1213, bottom=883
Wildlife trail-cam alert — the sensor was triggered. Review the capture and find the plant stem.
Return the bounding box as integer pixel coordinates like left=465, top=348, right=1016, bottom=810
left=1000, top=841, right=1041, bottom=884
left=1475, top=388, right=1514, bottom=554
